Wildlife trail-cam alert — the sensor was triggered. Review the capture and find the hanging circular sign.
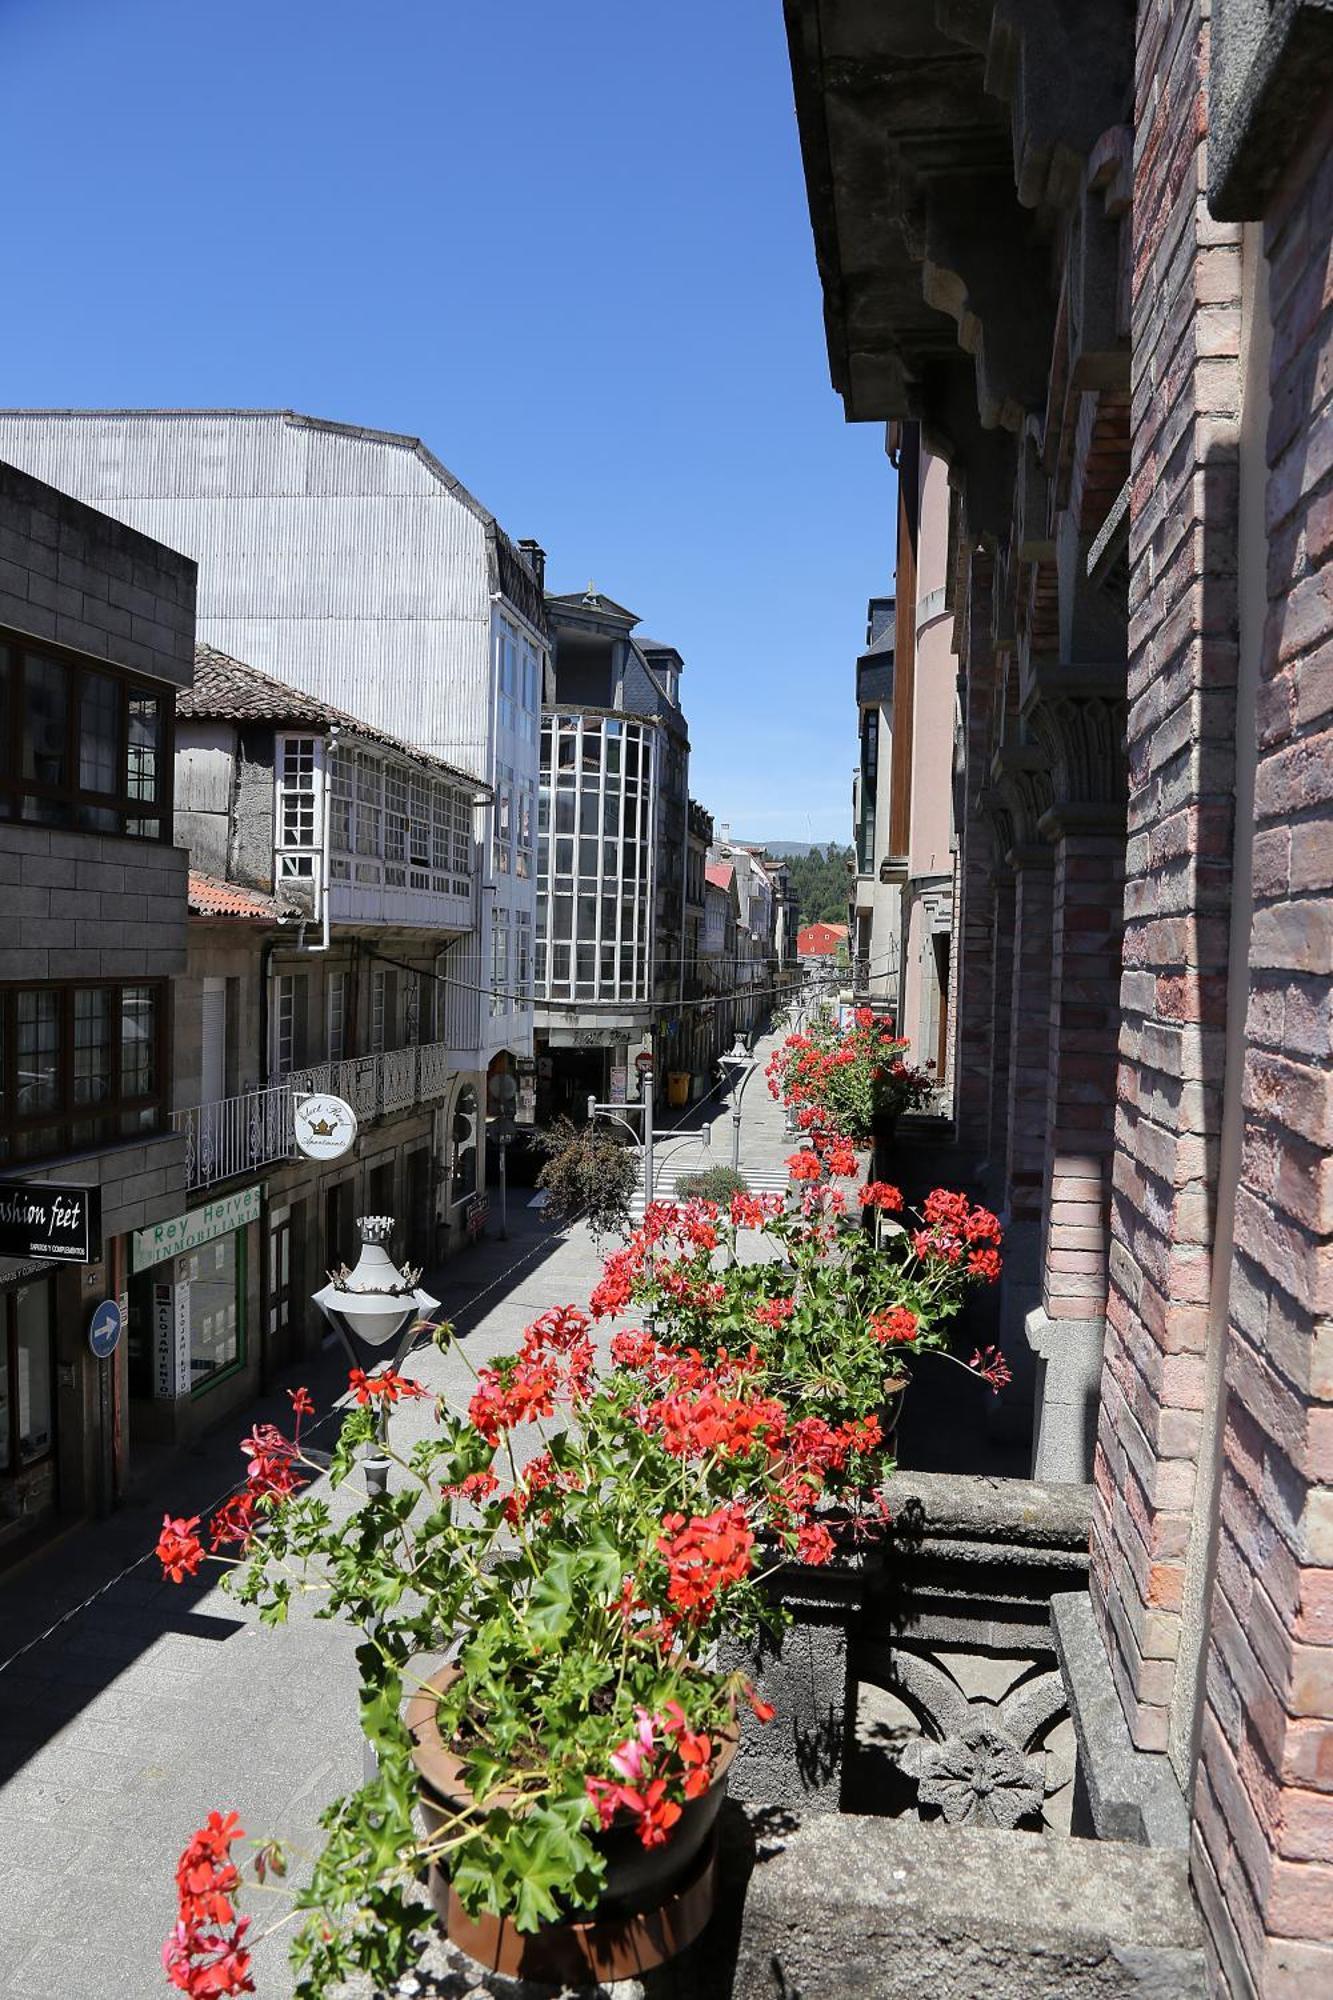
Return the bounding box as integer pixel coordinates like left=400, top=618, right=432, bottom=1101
left=88, top=1297, right=123, bottom=1360
left=294, top=1093, right=358, bottom=1162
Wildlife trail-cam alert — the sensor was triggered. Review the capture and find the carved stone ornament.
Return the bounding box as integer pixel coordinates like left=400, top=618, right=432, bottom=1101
left=916, top=1722, right=1046, bottom=1828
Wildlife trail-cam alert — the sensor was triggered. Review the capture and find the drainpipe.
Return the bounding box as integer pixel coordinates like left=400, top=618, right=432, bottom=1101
left=259, top=934, right=280, bottom=1085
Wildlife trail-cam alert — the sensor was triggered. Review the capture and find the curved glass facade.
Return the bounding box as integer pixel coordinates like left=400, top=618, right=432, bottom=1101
left=535, top=713, right=657, bottom=1003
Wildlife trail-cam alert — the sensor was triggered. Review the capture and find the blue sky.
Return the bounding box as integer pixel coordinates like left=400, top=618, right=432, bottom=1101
left=2, top=0, right=895, bottom=843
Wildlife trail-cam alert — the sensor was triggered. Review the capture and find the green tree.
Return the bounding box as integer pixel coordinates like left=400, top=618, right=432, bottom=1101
left=786, top=843, right=854, bottom=926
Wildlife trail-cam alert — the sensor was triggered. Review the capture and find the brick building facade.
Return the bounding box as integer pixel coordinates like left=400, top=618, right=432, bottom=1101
left=785, top=0, right=1332, bottom=1990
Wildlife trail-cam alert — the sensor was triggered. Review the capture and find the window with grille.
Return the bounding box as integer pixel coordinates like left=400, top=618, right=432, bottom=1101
left=327, top=971, right=348, bottom=1065
left=534, top=714, right=655, bottom=1005
left=274, top=974, right=309, bottom=1078
left=516, top=912, right=533, bottom=998
left=329, top=754, right=353, bottom=880
left=409, top=774, right=432, bottom=889
left=490, top=910, right=509, bottom=1016
left=447, top=789, right=472, bottom=897
left=0, top=981, right=167, bottom=1164
left=355, top=753, right=382, bottom=875
left=384, top=763, right=409, bottom=887
left=3, top=637, right=171, bottom=840
left=516, top=779, right=535, bottom=879
left=276, top=736, right=320, bottom=883
left=370, top=968, right=386, bottom=1055
left=494, top=768, right=513, bottom=875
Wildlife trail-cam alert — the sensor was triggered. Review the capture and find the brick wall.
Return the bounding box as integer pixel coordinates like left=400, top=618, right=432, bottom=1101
left=1091, top=0, right=1245, bottom=1759
left=1190, top=93, right=1333, bottom=2000
left=1041, top=824, right=1126, bottom=1321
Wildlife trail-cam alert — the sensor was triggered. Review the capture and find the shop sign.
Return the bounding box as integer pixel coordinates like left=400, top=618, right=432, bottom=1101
left=0, top=1181, right=101, bottom=1264
left=133, top=1185, right=262, bottom=1273
left=515, top=1058, right=537, bottom=1127
left=153, top=1281, right=176, bottom=1399
left=293, top=1093, right=358, bottom=1163
left=88, top=1298, right=123, bottom=1360
left=609, top=1066, right=628, bottom=1105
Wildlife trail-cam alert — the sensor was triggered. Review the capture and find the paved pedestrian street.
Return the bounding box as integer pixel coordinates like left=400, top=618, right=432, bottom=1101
left=0, top=1038, right=797, bottom=2000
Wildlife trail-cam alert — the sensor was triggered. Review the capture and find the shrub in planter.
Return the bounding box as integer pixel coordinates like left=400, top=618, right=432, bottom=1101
left=672, top=1164, right=749, bottom=1204
left=534, top=1116, right=639, bottom=1237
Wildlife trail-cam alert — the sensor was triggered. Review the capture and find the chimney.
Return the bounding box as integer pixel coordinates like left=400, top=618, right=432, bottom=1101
left=518, top=539, right=546, bottom=593
left=866, top=596, right=895, bottom=647
left=720, top=821, right=731, bottom=846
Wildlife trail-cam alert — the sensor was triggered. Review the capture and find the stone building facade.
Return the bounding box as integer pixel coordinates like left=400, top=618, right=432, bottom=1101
left=0, top=459, right=195, bottom=1561
left=785, top=0, right=1333, bottom=1991
left=155, top=645, right=491, bottom=1446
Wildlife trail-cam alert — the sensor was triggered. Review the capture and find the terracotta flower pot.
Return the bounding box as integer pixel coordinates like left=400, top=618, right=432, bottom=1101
left=404, top=1665, right=738, bottom=1982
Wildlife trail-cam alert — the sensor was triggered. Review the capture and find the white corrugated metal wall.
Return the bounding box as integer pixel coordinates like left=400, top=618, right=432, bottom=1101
left=0, top=410, right=494, bottom=773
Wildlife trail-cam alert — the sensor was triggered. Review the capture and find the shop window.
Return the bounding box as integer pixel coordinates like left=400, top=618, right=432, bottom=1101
left=0, top=980, right=165, bottom=1165
left=1, top=635, right=170, bottom=839
left=0, top=1278, right=55, bottom=1474
left=182, top=1231, right=244, bottom=1391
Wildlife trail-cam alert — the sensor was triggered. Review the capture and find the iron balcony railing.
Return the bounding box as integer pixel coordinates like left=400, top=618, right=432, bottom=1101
left=173, top=1038, right=458, bottom=1193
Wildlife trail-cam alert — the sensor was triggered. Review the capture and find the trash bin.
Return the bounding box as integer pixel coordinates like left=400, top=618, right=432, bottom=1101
left=667, top=1070, right=691, bottom=1108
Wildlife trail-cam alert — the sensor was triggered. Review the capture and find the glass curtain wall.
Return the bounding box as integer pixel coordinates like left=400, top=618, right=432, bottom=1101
left=535, top=714, right=656, bottom=1004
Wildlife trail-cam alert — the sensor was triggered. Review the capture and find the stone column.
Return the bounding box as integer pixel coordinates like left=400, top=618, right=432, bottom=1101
left=1024, top=691, right=1127, bottom=1482
left=985, top=747, right=1056, bottom=1407
left=984, top=864, right=1016, bottom=1200
left=995, top=845, right=1056, bottom=1416
left=952, top=551, right=1000, bottom=1163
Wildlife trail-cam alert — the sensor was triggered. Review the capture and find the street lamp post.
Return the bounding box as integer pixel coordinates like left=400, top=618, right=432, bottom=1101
left=718, top=1036, right=759, bottom=1175
left=311, top=1215, right=440, bottom=1497
left=310, top=1214, right=438, bottom=1783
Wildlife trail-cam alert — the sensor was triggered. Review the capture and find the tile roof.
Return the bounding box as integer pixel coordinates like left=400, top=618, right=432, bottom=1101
left=797, top=920, right=848, bottom=952
left=706, top=862, right=735, bottom=891
left=188, top=871, right=286, bottom=921
left=181, top=645, right=490, bottom=793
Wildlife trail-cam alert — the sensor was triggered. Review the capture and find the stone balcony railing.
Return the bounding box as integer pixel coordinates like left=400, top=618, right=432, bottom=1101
left=172, top=1038, right=456, bottom=1193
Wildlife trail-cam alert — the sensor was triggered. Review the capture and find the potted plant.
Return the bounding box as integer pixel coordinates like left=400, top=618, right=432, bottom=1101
left=764, top=1007, right=934, bottom=1144
left=156, top=1297, right=886, bottom=1996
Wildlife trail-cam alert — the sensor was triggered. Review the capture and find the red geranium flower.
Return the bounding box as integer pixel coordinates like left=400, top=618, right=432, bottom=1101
left=859, top=1181, right=903, bottom=1211
left=157, top=1514, right=205, bottom=1583
left=868, top=1307, right=918, bottom=1346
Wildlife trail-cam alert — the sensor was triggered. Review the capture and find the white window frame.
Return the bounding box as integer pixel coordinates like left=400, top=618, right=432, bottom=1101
left=275, top=735, right=326, bottom=897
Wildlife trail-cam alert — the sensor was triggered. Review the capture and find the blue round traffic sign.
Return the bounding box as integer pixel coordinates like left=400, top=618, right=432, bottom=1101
left=88, top=1298, right=123, bottom=1360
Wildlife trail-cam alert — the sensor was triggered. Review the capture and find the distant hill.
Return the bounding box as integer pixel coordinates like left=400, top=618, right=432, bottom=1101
left=738, top=839, right=819, bottom=858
